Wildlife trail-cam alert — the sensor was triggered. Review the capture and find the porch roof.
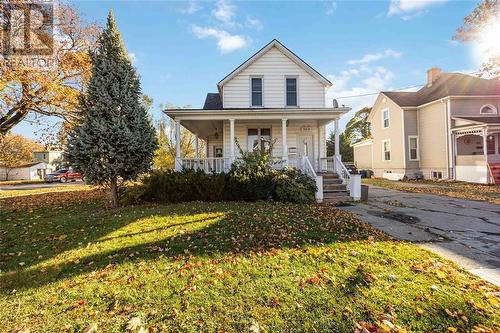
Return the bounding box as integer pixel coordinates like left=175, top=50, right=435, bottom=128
left=164, top=107, right=350, bottom=121
left=453, top=116, right=500, bottom=125
left=164, top=107, right=350, bottom=138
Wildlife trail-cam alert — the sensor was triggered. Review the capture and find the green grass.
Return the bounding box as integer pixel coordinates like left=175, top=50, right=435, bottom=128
left=0, top=192, right=498, bottom=332
left=364, top=178, right=500, bottom=205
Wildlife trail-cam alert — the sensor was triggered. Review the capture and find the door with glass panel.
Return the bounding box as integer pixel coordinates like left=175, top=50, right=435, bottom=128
left=297, top=136, right=314, bottom=170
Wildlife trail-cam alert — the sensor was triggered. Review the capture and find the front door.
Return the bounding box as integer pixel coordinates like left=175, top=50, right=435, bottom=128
left=297, top=136, right=314, bottom=169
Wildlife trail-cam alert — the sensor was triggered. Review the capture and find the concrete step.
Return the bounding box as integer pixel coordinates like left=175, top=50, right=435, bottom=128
left=323, top=178, right=343, bottom=185
left=323, top=196, right=352, bottom=205
left=323, top=191, right=349, bottom=198
left=318, top=173, right=340, bottom=179
left=323, top=184, right=347, bottom=191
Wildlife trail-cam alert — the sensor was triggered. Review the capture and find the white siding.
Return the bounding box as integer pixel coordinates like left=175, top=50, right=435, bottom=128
left=222, top=119, right=323, bottom=169
left=222, top=46, right=326, bottom=108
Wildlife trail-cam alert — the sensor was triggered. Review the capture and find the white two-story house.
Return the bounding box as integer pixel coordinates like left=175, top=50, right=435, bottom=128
left=165, top=39, right=360, bottom=202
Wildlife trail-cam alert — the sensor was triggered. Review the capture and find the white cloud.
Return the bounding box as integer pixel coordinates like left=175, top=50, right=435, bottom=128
left=181, top=1, right=200, bottom=15
left=326, top=64, right=397, bottom=131
left=191, top=25, right=248, bottom=54
left=129, top=52, right=138, bottom=65
left=388, top=0, right=447, bottom=18
left=347, top=49, right=402, bottom=65
left=212, top=0, right=236, bottom=25
left=245, top=16, right=263, bottom=30
left=326, top=1, right=337, bottom=15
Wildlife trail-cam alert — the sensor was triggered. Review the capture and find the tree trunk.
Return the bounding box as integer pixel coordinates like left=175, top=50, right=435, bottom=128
left=110, top=177, right=118, bottom=207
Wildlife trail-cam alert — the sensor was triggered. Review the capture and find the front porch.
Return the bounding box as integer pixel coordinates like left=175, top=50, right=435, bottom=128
left=165, top=107, right=361, bottom=201
left=452, top=118, right=500, bottom=184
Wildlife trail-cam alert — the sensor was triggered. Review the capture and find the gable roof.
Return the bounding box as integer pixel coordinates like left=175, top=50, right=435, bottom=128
left=217, top=39, right=332, bottom=89
left=203, top=93, right=223, bottom=110
left=382, top=73, right=500, bottom=107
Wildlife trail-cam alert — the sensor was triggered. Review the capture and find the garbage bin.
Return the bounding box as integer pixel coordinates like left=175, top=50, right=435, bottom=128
left=361, top=184, right=369, bottom=201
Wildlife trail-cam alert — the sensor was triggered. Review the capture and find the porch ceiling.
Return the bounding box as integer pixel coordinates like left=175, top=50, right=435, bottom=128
left=181, top=119, right=222, bottom=138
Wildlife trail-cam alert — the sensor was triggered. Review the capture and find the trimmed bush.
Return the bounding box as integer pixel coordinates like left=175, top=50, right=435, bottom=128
left=273, top=169, right=316, bottom=204
left=126, top=141, right=317, bottom=205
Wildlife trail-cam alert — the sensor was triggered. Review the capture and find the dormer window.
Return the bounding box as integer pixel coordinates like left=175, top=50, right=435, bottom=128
left=251, top=77, right=263, bottom=107
left=286, top=77, right=298, bottom=106
left=480, top=104, right=497, bottom=115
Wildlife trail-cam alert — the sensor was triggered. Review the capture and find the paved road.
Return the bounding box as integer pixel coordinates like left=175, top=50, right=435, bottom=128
left=0, top=181, right=85, bottom=191
left=341, top=186, right=500, bottom=286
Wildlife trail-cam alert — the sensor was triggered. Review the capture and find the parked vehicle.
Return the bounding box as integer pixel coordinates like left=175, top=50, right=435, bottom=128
left=44, top=169, right=84, bottom=183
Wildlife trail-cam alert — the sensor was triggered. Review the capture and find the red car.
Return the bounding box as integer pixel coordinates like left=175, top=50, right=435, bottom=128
left=44, top=169, right=84, bottom=183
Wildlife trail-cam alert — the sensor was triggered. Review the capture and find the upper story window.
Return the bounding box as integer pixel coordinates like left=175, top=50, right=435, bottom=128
left=251, top=77, right=263, bottom=107
left=480, top=104, right=498, bottom=115
left=286, top=77, right=297, bottom=107
left=382, top=109, right=390, bottom=128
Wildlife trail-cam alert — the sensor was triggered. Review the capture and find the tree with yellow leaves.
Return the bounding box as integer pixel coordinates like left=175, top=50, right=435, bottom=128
left=0, top=2, right=99, bottom=136
left=0, top=133, right=42, bottom=180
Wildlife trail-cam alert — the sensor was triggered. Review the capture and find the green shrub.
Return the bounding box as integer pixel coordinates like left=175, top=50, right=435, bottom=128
left=274, top=168, right=317, bottom=204
left=127, top=140, right=317, bottom=205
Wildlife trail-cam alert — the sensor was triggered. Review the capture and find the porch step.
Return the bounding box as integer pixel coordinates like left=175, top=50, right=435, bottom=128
left=321, top=172, right=351, bottom=205
left=323, top=195, right=352, bottom=205
left=488, top=163, right=500, bottom=185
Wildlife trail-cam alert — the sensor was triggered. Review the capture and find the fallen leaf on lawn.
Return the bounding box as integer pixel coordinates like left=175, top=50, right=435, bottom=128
left=126, top=317, right=142, bottom=330
left=249, top=321, right=262, bottom=333
left=416, top=307, right=425, bottom=315
left=448, top=327, right=457, bottom=333
left=83, top=323, right=97, bottom=333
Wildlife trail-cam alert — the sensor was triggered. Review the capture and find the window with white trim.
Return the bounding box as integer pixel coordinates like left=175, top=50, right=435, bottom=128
left=408, top=136, right=419, bottom=161
left=431, top=171, right=443, bottom=179
left=286, top=77, right=297, bottom=106
left=247, top=128, right=271, bottom=151
left=382, top=140, right=391, bottom=161
left=382, top=109, right=390, bottom=128
left=480, top=104, right=497, bottom=115
left=251, top=77, right=263, bottom=107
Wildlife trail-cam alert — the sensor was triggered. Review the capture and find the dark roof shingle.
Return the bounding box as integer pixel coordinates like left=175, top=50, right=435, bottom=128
left=383, top=73, right=500, bottom=107
left=203, top=93, right=222, bottom=110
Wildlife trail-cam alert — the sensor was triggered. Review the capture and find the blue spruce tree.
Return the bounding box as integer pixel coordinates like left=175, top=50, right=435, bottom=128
left=66, top=12, right=157, bottom=206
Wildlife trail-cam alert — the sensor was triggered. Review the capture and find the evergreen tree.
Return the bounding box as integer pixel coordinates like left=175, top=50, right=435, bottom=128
left=65, top=12, right=157, bottom=206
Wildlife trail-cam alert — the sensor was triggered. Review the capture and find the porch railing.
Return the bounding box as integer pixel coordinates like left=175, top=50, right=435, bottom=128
left=319, top=156, right=361, bottom=200
left=180, top=158, right=231, bottom=174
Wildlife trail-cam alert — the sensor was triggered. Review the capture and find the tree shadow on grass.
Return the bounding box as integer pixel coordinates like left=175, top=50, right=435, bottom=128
left=0, top=202, right=381, bottom=291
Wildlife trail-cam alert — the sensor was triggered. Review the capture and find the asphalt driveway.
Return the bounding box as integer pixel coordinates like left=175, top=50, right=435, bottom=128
left=0, top=181, right=86, bottom=191
left=342, top=186, right=500, bottom=286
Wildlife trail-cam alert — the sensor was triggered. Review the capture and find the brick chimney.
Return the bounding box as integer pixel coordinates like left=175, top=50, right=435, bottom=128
left=427, top=67, right=441, bottom=87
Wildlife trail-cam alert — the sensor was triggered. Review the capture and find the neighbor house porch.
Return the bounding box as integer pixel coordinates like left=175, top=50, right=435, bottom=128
left=452, top=116, right=500, bottom=184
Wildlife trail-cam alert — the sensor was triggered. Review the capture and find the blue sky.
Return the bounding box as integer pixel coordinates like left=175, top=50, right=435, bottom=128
left=15, top=0, right=481, bottom=140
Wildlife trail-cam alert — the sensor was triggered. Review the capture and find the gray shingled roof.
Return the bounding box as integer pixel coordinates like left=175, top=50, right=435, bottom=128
left=383, top=73, right=500, bottom=107
left=454, top=116, right=500, bottom=124
left=203, top=93, right=222, bottom=110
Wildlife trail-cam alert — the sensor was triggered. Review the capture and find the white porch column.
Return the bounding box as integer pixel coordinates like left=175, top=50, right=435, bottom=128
left=175, top=120, right=181, bottom=171
left=194, top=135, right=199, bottom=159
left=229, top=119, right=235, bottom=162
left=483, top=128, right=489, bottom=183
left=282, top=118, right=288, bottom=166
left=334, top=118, right=340, bottom=158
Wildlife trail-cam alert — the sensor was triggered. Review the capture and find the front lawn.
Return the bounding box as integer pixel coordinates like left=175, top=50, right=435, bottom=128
left=1, top=191, right=498, bottom=332
left=364, top=178, right=500, bottom=205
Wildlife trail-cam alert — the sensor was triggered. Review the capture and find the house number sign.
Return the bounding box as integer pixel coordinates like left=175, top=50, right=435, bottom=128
left=300, top=126, right=312, bottom=132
